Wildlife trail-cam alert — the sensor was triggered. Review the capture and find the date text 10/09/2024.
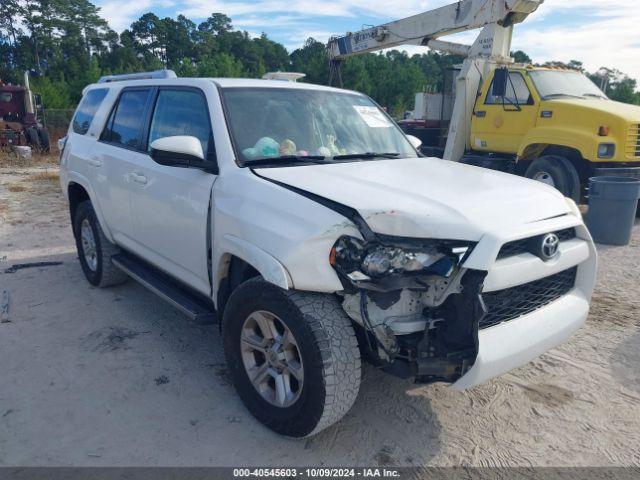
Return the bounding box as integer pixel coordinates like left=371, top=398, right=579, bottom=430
left=233, top=468, right=401, bottom=478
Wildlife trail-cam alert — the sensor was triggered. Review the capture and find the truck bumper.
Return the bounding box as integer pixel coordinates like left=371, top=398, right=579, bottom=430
left=452, top=290, right=589, bottom=390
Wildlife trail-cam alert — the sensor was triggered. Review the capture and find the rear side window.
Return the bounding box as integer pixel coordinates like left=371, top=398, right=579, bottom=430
left=102, top=89, right=151, bottom=149
left=72, top=88, right=108, bottom=135
left=148, top=89, right=213, bottom=159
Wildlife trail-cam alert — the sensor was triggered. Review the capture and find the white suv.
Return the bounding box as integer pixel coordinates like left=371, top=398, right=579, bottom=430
left=60, top=70, right=597, bottom=437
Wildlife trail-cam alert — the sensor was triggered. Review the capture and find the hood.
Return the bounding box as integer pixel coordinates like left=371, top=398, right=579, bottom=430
left=256, top=158, right=571, bottom=241
left=545, top=98, right=640, bottom=123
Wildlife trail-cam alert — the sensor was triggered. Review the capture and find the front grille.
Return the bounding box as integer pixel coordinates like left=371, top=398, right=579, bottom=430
left=627, top=124, right=640, bottom=159
left=497, top=228, right=576, bottom=259
left=480, top=267, right=577, bottom=329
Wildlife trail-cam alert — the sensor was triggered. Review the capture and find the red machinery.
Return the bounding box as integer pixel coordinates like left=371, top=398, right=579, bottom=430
left=0, top=72, right=50, bottom=153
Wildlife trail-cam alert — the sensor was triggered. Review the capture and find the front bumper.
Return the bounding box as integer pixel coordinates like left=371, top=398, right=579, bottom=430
left=452, top=289, right=589, bottom=390
left=451, top=216, right=597, bottom=390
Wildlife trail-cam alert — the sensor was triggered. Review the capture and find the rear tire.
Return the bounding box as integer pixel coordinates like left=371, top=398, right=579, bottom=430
left=222, top=278, right=361, bottom=437
left=73, top=201, right=128, bottom=288
left=25, top=127, right=40, bottom=151
left=525, top=155, right=581, bottom=202
left=37, top=127, right=50, bottom=153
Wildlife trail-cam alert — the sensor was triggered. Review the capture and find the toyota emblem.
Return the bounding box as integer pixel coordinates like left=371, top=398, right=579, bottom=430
left=540, top=233, right=560, bottom=261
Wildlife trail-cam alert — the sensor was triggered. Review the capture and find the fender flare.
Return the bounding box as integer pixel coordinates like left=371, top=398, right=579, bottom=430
left=214, top=234, right=293, bottom=300
left=64, top=172, right=116, bottom=244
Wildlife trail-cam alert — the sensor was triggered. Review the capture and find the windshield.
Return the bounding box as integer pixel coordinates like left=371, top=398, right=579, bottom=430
left=529, top=70, right=608, bottom=100
left=221, top=87, right=417, bottom=165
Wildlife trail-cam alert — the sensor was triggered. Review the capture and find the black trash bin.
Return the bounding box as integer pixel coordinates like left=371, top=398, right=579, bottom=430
left=587, top=176, right=640, bottom=246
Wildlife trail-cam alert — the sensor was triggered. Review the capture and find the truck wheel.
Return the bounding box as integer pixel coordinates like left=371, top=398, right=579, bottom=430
left=25, top=127, right=40, bottom=150
left=525, top=156, right=581, bottom=202
left=73, top=201, right=128, bottom=288
left=222, top=278, right=361, bottom=437
left=37, top=127, right=50, bottom=153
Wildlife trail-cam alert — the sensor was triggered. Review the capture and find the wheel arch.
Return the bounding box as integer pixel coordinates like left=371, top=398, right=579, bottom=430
left=65, top=177, right=115, bottom=243
left=213, top=235, right=293, bottom=320
left=517, top=143, right=591, bottom=182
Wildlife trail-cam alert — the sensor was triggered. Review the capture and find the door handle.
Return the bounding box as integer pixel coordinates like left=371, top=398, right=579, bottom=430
left=87, top=158, right=102, bottom=167
left=130, top=172, right=148, bottom=185
left=475, top=111, right=487, bottom=118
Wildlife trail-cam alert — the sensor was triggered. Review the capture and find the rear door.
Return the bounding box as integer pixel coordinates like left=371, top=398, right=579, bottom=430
left=471, top=71, right=539, bottom=154
left=90, top=87, right=154, bottom=247
left=127, top=87, right=218, bottom=296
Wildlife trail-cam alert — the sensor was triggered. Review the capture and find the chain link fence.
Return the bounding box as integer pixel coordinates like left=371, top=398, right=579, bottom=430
left=44, top=108, right=75, bottom=141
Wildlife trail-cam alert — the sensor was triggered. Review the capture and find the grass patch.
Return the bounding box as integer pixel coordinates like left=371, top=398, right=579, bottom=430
left=28, top=170, right=60, bottom=183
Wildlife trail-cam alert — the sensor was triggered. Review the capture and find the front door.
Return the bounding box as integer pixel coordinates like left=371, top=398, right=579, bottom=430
left=471, top=71, right=539, bottom=154
left=127, top=87, right=218, bottom=296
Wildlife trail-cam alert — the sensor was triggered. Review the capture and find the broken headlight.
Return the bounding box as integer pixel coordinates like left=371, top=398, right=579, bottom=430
left=330, top=236, right=470, bottom=283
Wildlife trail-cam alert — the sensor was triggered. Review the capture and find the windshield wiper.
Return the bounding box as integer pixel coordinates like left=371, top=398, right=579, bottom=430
left=331, top=152, right=402, bottom=160
left=245, top=155, right=329, bottom=167
left=583, top=93, right=607, bottom=99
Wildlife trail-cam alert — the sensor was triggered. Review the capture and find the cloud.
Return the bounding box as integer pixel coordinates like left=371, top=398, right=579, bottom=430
left=97, top=0, right=154, bottom=31
left=94, top=0, right=640, bottom=82
left=512, top=0, right=640, bottom=81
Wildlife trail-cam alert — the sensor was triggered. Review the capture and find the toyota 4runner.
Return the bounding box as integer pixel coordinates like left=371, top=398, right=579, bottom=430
left=60, top=70, right=597, bottom=437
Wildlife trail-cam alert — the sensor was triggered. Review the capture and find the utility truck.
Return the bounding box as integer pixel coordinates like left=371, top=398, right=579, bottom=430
left=328, top=0, right=640, bottom=207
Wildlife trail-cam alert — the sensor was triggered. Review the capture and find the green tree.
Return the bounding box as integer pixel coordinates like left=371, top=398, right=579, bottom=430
left=511, top=50, right=532, bottom=64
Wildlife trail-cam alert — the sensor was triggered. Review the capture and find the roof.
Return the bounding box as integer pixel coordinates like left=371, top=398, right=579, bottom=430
left=84, top=76, right=356, bottom=95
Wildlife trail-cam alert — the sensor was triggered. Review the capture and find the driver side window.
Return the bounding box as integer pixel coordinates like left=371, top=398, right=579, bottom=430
left=485, top=72, right=533, bottom=106
left=147, top=89, right=215, bottom=162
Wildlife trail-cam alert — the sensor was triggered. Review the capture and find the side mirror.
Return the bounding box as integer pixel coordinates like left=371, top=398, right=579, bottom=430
left=406, top=134, right=422, bottom=150
left=492, top=67, right=509, bottom=98
left=150, top=136, right=216, bottom=173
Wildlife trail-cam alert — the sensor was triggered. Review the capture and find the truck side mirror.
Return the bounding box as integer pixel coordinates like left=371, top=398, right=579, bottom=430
left=492, top=68, right=509, bottom=98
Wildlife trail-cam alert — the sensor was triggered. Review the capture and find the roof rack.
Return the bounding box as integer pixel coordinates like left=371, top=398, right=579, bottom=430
left=98, top=70, right=177, bottom=83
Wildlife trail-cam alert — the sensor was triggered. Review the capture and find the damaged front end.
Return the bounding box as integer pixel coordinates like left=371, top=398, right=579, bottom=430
left=330, top=235, right=488, bottom=384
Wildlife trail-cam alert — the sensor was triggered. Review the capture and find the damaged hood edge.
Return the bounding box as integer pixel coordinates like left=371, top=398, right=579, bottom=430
left=256, top=157, right=571, bottom=241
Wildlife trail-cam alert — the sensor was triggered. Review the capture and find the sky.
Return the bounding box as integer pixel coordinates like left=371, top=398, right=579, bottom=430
left=94, top=0, right=640, bottom=83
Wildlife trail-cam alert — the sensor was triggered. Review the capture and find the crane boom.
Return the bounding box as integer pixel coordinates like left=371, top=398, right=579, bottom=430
left=328, top=0, right=542, bottom=60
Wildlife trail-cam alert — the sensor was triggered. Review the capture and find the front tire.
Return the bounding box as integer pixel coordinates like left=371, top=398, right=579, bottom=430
left=525, top=155, right=581, bottom=202
left=73, top=201, right=128, bottom=288
left=222, top=279, right=361, bottom=437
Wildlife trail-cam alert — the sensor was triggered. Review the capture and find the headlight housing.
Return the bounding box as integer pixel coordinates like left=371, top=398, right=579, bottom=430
left=330, top=236, right=472, bottom=287
left=597, top=143, right=615, bottom=159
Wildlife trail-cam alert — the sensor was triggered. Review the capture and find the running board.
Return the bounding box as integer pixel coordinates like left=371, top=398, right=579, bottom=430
left=112, top=253, right=216, bottom=324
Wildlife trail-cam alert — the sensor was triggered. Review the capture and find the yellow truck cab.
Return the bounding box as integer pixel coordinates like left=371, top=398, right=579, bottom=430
left=468, top=66, right=640, bottom=203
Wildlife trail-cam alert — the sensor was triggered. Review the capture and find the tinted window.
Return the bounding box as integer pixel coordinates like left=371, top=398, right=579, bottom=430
left=486, top=72, right=532, bottom=105
left=148, top=89, right=213, bottom=158
left=103, top=89, right=150, bottom=149
left=0, top=93, right=12, bottom=102
left=72, top=88, right=108, bottom=135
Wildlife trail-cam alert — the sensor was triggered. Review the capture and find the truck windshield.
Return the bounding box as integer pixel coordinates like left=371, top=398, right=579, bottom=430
left=529, top=70, right=608, bottom=100
left=221, top=87, right=417, bottom=166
